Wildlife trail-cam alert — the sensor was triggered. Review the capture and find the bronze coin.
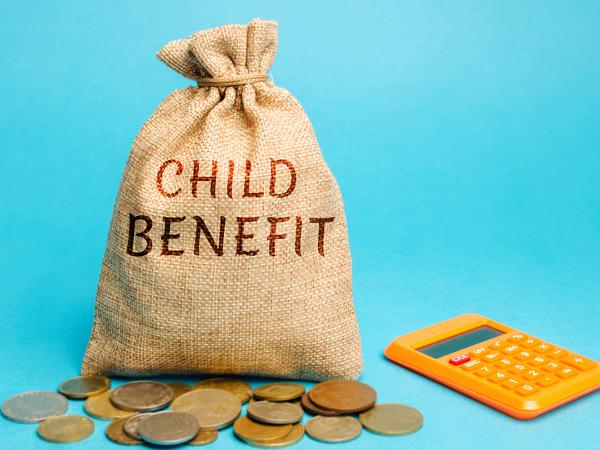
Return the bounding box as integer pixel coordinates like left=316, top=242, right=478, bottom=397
left=300, top=393, right=340, bottom=416
left=84, top=391, right=135, bottom=420
left=106, top=417, right=143, bottom=445
left=58, top=375, right=111, bottom=399
left=188, top=429, right=218, bottom=446
left=171, top=388, right=241, bottom=430
left=247, top=400, right=303, bottom=425
left=245, top=423, right=305, bottom=448
left=359, top=403, right=423, bottom=436
left=192, top=378, right=252, bottom=404
left=38, top=414, right=95, bottom=443
left=253, top=384, right=305, bottom=402
left=110, top=381, right=173, bottom=412
left=234, top=416, right=292, bottom=443
left=309, top=381, right=376, bottom=414
left=306, top=415, right=362, bottom=443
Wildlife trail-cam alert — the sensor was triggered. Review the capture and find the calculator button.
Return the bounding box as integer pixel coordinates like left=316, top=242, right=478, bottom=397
left=515, top=384, right=539, bottom=397
left=522, top=369, right=542, bottom=380
left=508, top=333, right=527, bottom=343
left=501, top=378, right=522, bottom=390
left=469, top=346, right=488, bottom=358
left=536, top=375, right=559, bottom=387
left=488, top=340, right=506, bottom=350
left=534, top=343, right=554, bottom=354
left=508, top=364, right=527, bottom=374
left=461, top=360, right=483, bottom=371
left=483, top=352, right=502, bottom=363
left=495, top=358, right=513, bottom=369
left=520, top=338, right=540, bottom=348
left=487, top=371, right=508, bottom=383
left=449, top=354, right=471, bottom=366
left=560, top=355, right=597, bottom=371
left=556, top=367, right=577, bottom=379
left=548, top=348, right=569, bottom=359
left=474, top=366, right=493, bottom=377
left=529, top=356, right=547, bottom=366
left=501, top=345, right=520, bottom=355
left=542, top=361, right=561, bottom=372
left=515, top=351, right=533, bottom=361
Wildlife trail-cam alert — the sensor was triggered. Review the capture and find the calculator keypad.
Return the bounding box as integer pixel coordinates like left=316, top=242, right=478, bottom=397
left=454, top=333, right=597, bottom=398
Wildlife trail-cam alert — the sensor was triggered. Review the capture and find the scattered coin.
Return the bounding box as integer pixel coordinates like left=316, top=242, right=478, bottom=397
left=37, top=414, right=94, bottom=443
left=306, top=415, right=362, bottom=443
left=165, top=382, right=192, bottom=400
left=2, top=391, right=68, bottom=423
left=188, top=429, right=218, bottom=446
left=110, top=381, right=173, bottom=412
left=253, top=384, right=305, bottom=402
left=137, top=411, right=200, bottom=446
left=84, top=390, right=135, bottom=420
left=247, top=400, right=303, bottom=425
left=123, top=412, right=155, bottom=440
left=359, top=403, right=423, bottom=436
left=300, top=393, right=340, bottom=416
left=309, top=381, right=376, bottom=413
left=106, top=417, right=143, bottom=445
left=245, top=423, right=305, bottom=448
left=58, top=375, right=111, bottom=399
left=250, top=397, right=302, bottom=407
left=193, top=378, right=252, bottom=404
left=234, top=416, right=293, bottom=443
left=171, top=388, right=241, bottom=430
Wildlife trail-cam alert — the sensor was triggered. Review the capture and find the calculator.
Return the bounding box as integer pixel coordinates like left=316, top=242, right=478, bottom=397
left=384, top=314, right=600, bottom=419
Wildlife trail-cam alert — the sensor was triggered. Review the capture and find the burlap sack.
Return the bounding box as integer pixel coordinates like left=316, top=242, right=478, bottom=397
left=82, top=19, right=362, bottom=381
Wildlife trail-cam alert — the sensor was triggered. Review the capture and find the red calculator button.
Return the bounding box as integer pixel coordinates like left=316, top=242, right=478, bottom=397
left=449, top=354, right=471, bottom=366
left=560, top=355, right=597, bottom=371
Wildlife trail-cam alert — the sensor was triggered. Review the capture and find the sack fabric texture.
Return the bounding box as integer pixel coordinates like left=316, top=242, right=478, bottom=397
left=82, top=19, right=363, bottom=381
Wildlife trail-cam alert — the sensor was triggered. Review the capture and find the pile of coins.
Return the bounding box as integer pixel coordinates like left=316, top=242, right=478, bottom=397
left=1, top=375, right=423, bottom=446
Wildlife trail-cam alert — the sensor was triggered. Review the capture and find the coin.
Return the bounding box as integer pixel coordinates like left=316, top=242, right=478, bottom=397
left=137, top=411, right=200, bottom=446
left=245, top=423, right=305, bottom=448
left=110, top=381, right=173, bottom=412
left=359, top=403, right=423, bottom=436
left=247, top=401, right=303, bottom=425
left=234, top=416, right=292, bottom=443
left=58, top=375, right=111, bottom=399
left=165, top=382, right=192, bottom=400
left=123, top=413, right=155, bottom=439
left=106, top=417, right=143, bottom=445
left=171, top=388, right=241, bottom=430
left=250, top=398, right=301, bottom=407
left=188, top=429, right=218, bottom=446
left=306, top=415, right=362, bottom=443
left=84, top=390, right=135, bottom=420
left=253, top=384, right=305, bottom=402
left=37, top=414, right=94, bottom=443
left=300, top=393, right=340, bottom=416
left=309, top=381, right=376, bottom=413
left=193, top=378, right=252, bottom=404
left=2, top=391, right=68, bottom=423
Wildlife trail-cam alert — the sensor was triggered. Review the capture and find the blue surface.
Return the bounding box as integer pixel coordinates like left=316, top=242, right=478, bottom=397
left=1, top=1, right=599, bottom=449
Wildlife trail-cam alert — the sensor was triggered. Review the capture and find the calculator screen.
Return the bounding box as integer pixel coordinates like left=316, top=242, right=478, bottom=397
left=417, top=325, right=503, bottom=358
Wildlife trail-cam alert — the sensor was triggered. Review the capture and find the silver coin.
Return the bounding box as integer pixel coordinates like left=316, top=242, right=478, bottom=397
left=110, top=381, right=173, bottom=412
left=2, top=391, right=68, bottom=423
left=123, top=412, right=155, bottom=439
left=137, top=411, right=200, bottom=446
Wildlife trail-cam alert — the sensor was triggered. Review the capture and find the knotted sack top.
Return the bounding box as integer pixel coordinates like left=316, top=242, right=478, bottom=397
left=157, top=19, right=277, bottom=87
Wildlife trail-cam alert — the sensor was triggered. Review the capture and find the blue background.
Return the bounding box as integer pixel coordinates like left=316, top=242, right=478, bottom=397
left=1, top=1, right=598, bottom=449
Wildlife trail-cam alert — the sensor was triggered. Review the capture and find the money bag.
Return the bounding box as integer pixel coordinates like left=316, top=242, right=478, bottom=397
left=82, top=19, right=363, bottom=380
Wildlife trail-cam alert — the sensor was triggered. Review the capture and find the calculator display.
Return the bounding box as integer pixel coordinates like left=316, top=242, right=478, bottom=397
left=417, top=325, right=503, bottom=358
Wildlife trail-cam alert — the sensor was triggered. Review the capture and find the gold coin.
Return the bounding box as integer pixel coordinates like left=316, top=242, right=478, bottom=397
left=188, top=429, right=218, bottom=446
left=300, top=393, right=340, bottom=416
left=110, top=381, right=173, bottom=412
left=106, top=417, right=142, bottom=445
left=84, top=390, right=135, bottom=420
left=306, top=415, right=362, bottom=443
left=171, top=388, right=241, bottom=430
left=359, top=403, right=423, bottom=436
left=2, top=391, right=68, bottom=423
left=165, top=382, right=192, bottom=400
left=253, top=384, right=305, bottom=402
left=58, top=375, right=111, bottom=399
left=309, top=381, right=376, bottom=413
left=245, top=423, right=305, bottom=448
left=38, top=414, right=94, bottom=443
left=247, top=401, right=303, bottom=425
left=193, top=378, right=252, bottom=404
left=234, top=416, right=292, bottom=443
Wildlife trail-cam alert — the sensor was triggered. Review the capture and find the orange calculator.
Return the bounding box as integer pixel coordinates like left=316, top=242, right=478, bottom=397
left=385, top=314, right=600, bottom=419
